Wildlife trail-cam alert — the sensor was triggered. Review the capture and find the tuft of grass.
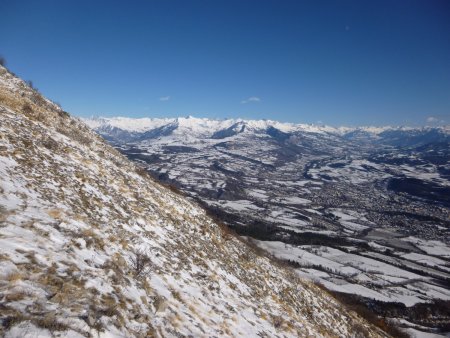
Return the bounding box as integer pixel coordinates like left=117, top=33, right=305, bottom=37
left=34, top=313, right=69, bottom=332
left=6, top=272, right=23, bottom=282
left=5, top=291, right=27, bottom=302
left=153, top=295, right=168, bottom=313
left=47, top=209, right=63, bottom=219
left=80, top=228, right=105, bottom=250
left=24, top=251, right=39, bottom=265
left=171, top=290, right=183, bottom=303
left=39, top=273, right=64, bottom=292
left=0, top=204, right=8, bottom=224
left=2, top=314, right=30, bottom=331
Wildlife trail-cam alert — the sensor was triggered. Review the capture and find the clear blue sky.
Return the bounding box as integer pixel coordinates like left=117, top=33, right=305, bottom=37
left=1, top=0, right=449, bottom=126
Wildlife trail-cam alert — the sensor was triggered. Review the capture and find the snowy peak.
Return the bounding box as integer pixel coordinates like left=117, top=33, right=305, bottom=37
left=84, top=116, right=173, bottom=132
left=84, top=115, right=450, bottom=148
left=84, top=116, right=317, bottom=136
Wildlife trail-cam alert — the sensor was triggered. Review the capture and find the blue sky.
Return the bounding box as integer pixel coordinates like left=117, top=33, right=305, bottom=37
left=1, top=0, right=449, bottom=126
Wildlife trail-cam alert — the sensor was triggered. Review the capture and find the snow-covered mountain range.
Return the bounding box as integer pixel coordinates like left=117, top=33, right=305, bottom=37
left=84, top=116, right=450, bottom=151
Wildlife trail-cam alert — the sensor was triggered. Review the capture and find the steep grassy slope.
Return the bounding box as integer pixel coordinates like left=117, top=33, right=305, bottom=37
left=0, top=65, right=388, bottom=337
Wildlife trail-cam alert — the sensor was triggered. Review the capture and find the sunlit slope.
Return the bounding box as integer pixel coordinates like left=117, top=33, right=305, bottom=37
left=0, top=65, right=388, bottom=337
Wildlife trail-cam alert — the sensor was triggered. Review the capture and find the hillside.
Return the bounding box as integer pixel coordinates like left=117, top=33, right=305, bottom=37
left=84, top=114, right=450, bottom=335
left=0, top=66, right=392, bottom=337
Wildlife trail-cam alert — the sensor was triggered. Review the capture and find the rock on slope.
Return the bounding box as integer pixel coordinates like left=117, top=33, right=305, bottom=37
left=0, top=65, right=388, bottom=337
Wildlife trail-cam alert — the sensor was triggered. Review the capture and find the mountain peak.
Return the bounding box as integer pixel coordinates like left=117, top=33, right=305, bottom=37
left=83, top=115, right=449, bottom=146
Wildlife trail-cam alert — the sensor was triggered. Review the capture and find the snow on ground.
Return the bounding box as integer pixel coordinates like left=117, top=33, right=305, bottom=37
left=246, top=189, right=270, bottom=200
left=405, top=328, right=447, bottom=338
left=275, top=196, right=312, bottom=205
left=0, top=65, right=389, bottom=337
left=218, top=199, right=264, bottom=212
left=404, top=237, right=450, bottom=258
left=252, top=238, right=449, bottom=307
left=401, top=252, right=450, bottom=271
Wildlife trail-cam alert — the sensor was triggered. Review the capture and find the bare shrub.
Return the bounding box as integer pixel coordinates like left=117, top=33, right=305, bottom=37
left=135, top=166, right=149, bottom=178
left=130, top=249, right=153, bottom=277
left=0, top=56, right=6, bottom=66
left=42, top=136, right=59, bottom=151
left=57, top=110, right=70, bottom=119
left=22, top=103, right=33, bottom=116
left=30, top=91, right=46, bottom=106
left=2, top=313, right=29, bottom=330
left=272, top=315, right=283, bottom=329
left=165, top=183, right=186, bottom=196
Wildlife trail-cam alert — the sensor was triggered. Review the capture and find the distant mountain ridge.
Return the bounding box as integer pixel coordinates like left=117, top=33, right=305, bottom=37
left=84, top=116, right=450, bottom=148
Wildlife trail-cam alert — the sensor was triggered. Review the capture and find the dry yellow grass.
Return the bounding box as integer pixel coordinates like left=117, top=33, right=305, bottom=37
left=5, top=272, right=23, bottom=282
left=0, top=253, right=10, bottom=261
left=34, top=313, right=69, bottom=332
left=46, top=209, right=63, bottom=219
left=5, top=291, right=27, bottom=302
